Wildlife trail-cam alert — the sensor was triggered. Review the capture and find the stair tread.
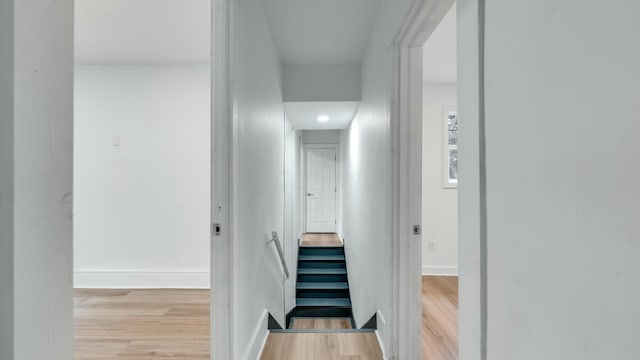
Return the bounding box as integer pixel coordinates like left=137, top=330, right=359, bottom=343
left=296, top=298, right=352, bottom=307
left=299, top=255, right=345, bottom=261
left=298, top=268, right=347, bottom=275
left=297, top=282, right=349, bottom=290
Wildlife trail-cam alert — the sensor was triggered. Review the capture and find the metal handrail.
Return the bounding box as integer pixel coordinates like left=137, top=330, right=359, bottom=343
left=270, top=231, right=290, bottom=279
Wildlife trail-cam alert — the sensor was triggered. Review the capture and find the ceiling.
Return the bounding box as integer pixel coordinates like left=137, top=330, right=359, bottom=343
left=285, top=102, right=360, bottom=130
left=422, top=4, right=457, bottom=84
left=75, top=0, right=380, bottom=130
left=263, top=0, right=381, bottom=64
left=75, top=0, right=210, bottom=64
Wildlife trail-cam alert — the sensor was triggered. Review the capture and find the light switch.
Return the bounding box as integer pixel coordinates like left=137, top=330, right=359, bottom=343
left=113, top=135, right=121, bottom=147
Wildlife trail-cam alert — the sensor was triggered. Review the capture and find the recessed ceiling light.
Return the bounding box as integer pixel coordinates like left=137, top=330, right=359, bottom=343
left=318, top=115, right=330, bottom=122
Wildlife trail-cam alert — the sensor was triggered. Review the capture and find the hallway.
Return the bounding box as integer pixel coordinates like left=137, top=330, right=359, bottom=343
left=73, top=276, right=458, bottom=359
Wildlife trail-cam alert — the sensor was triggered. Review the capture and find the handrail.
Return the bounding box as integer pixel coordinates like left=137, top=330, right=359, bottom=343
left=270, top=231, right=290, bottom=279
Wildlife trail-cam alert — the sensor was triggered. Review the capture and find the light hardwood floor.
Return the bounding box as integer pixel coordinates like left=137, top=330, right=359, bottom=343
left=300, top=233, right=343, bottom=247
left=74, top=276, right=458, bottom=359
left=422, top=276, right=459, bottom=360
left=74, top=289, right=209, bottom=359
left=291, top=318, right=353, bottom=330
left=261, top=332, right=383, bottom=360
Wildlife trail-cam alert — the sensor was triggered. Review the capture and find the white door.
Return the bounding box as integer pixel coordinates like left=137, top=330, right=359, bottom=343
left=305, top=148, right=337, bottom=233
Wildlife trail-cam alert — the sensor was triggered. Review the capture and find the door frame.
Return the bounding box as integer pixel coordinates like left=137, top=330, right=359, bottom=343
left=389, top=0, right=485, bottom=358
left=211, top=0, right=486, bottom=359
left=302, top=143, right=341, bottom=234
left=211, top=0, right=234, bottom=358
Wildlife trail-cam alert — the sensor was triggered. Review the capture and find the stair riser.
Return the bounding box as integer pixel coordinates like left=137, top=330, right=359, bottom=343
left=297, top=274, right=347, bottom=282
left=298, top=261, right=346, bottom=269
left=290, top=307, right=352, bottom=319
left=297, top=290, right=350, bottom=298
left=298, top=247, right=345, bottom=256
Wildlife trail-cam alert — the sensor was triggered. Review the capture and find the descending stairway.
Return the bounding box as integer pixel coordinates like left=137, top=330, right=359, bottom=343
left=285, top=245, right=354, bottom=328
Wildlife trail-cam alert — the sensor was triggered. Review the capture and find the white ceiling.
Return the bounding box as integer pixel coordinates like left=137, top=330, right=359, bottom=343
left=422, top=4, right=457, bottom=84
left=75, top=0, right=210, bottom=64
left=285, top=102, right=359, bottom=130
left=263, top=0, right=381, bottom=64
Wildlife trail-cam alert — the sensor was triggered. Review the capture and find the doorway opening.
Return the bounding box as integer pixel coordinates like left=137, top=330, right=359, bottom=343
left=281, top=118, right=351, bottom=332
left=72, top=0, right=212, bottom=358
left=419, top=3, right=459, bottom=359
left=304, top=144, right=339, bottom=234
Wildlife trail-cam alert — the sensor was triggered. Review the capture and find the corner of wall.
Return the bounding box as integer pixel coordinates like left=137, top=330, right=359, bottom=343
left=242, top=310, right=269, bottom=360
left=375, top=310, right=388, bottom=360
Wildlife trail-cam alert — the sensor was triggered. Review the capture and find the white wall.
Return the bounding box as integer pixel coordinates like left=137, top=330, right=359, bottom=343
left=232, top=0, right=286, bottom=357
left=456, top=0, right=483, bottom=358
left=73, top=65, right=211, bottom=288
left=1, top=0, right=74, bottom=357
left=283, top=64, right=361, bottom=102
left=422, top=84, right=458, bottom=275
left=284, top=118, right=298, bottom=315
left=302, top=129, right=341, bottom=144
left=293, top=131, right=304, bottom=241
left=457, top=1, right=640, bottom=359
left=340, top=0, right=414, bottom=353
left=0, top=0, right=14, bottom=356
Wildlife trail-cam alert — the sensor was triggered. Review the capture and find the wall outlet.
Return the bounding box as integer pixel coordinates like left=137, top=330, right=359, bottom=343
left=428, top=240, right=436, bottom=251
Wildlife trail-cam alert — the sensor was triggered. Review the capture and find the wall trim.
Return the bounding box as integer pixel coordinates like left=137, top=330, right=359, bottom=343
left=422, top=265, right=459, bottom=276
left=390, top=0, right=455, bottom=357
left=375, top=330, right=388, bottom=360
left=375, top=310, right=388, bottom=360
left=73, top=270, right=210, bottom=289
left=242, top=310, right=269, bottom=360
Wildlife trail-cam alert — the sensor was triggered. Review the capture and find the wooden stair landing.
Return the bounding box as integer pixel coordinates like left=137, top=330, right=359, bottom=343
left=300, top=233, right=342, bottom=247
left=260, top=332, right=383, bottom=360
left=290, top=318, right=352, bottom=330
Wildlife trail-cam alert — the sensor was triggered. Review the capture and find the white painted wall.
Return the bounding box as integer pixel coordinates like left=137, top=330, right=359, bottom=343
left=232, top=0, right=286, bottom=357
left=283, top=64, right=361, bottom=102
left=1, top=0, right=74, bottom=357
left=0, top=0, right=14, bottom=356
left=284, top=118, right=299, bottom=315
left=302, top=129, right=341, bottom=144
left=340, top=1, right=414, bottom=354
left=457, top=1, right=640, bottom=359
left=73, top=65, right=211, bottom=288
left=292, top=131, right=304, bottom=242
left=422, top=84, right=458, bottom=275
left=456, top=0, right=483, bottom=358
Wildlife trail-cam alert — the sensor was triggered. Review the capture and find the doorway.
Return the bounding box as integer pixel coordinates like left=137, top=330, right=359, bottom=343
left=420, top=3, right=459, bottom=359
left=73, top=0, right=212, bottom=358
left=304, top=145, right=338, bottom=233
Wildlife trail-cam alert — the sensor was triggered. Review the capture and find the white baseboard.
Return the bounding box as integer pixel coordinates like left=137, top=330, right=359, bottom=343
left=375, top=310, right=388, bottom=360
left=243, top=309, right=269, bottom=360
left=421, top=265, right=458, bottom=276
left=74, top=270, right=210, bottom=289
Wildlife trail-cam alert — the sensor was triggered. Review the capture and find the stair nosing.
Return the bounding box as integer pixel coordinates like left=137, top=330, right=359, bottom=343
left=297, top=268, right=347, bottom=275
left=298, top=255, right=345, bottom=261
left=296, top=298, right=352, bottom=307
left=297, top=282, right=349, bottom=290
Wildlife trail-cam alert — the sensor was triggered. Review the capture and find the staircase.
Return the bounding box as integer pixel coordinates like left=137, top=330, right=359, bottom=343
left=285, top=245, right=353, bottom=328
